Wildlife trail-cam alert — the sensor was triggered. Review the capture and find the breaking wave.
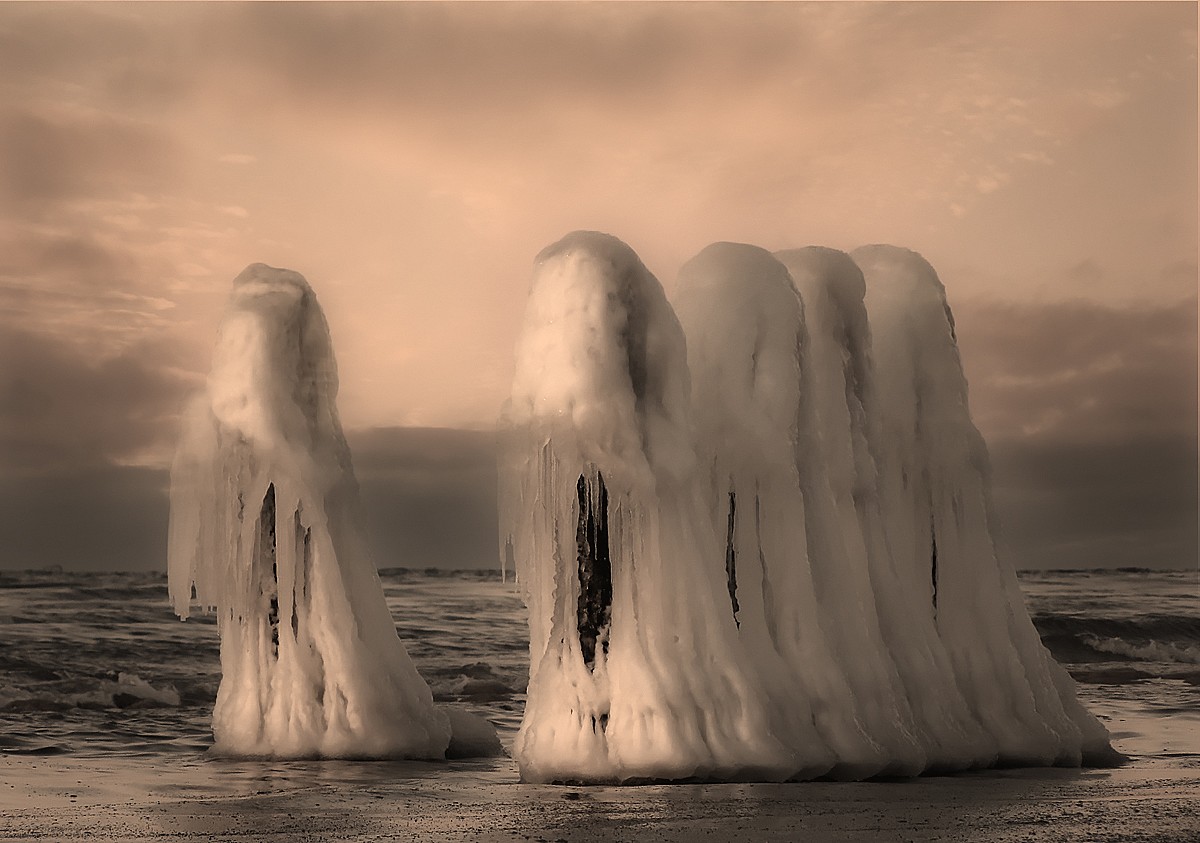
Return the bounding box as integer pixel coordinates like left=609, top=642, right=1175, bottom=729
left=1081, top=636, right=1200, bottom=665
left=0, top=671, right=181, bottom=713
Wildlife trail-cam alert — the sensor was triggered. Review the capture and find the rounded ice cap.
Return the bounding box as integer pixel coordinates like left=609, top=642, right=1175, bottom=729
left=675, top=242, right=805, bottom=441
left=676, top=241, right=802, bottom=323
left=852, top=244, right=951, bottom=312
left=515, top=230, right=664, bottom=418
left=208, top=263, right=339, bottom=449
left=231, top=262, right=311, bottom=300
left=776, top=246, right=867, bottom=316
left=851, top=245, right=942, bottom=289
left=510, top=230, right=691, bottom=478
left=775, top=247, right=873, bottom=401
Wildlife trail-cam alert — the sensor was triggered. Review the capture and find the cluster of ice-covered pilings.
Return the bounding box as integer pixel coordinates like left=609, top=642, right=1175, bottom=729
left=852, top=245, right=1115, bottom=766
left=503, top=230, right=1115, bottom=782
left=168, top=263, right=451, bottom=759
left=500, top=232, right=795, bottom=783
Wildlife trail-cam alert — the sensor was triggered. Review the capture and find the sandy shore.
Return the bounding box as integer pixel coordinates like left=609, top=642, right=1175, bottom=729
left=3, top=752, right=1198, bottom=843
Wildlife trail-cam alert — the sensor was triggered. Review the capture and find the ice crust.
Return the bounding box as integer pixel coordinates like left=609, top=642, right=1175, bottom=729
left=502, top=234, right=1115, bottom=783
left=168, top=263, right=451, bottom=759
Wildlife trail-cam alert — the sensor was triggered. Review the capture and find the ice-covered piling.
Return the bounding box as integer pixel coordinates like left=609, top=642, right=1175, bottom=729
left=168, top=263, right=451, bottom=759
left=777, top=246, right=996, bottom=772
left=676, top=242, right=918, bottom=779
left=853, top=244, right=1115, bottom=766
left=501, top=232, right=794, bottom=783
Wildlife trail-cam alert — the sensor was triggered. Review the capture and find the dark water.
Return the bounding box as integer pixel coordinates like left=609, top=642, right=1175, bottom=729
left=1, top=568, right=1196, bottom=764
left=0, top=569, right=526, bottom=759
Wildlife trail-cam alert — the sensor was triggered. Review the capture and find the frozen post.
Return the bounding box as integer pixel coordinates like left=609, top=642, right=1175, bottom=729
left=167, top=263, right=452, bottom=759
left=777, top=246, right=996, bottom=772
left=676, top=242, right=919, bottom=779
left=854, top=244, right=1117, bottom=767
left=500, top=232, right=793, bottom=783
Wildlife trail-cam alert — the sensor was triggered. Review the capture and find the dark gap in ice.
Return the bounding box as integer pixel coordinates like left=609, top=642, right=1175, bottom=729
left=575, top=472, right=612, bottom=671
left=304, top=523, right=324, bottom=708
left=930, top=506, right=939, bottom=623
left=590, top=713, right=610, bottom=735
left=259, top=483, right=279, bottom=657
left=944, top=301, right=957, bottom=343
left=749, top=322, right=761, bottom=385
left=755, top=492, right=776, bottom=643
left=726, top=490, right=740, bottom=627
left=301, top=521, right=314, bottom=610
left=291, top=510, right=303, bottom=642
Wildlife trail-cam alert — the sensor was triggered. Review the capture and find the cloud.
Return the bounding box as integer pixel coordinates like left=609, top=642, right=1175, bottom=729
left=990, top=435, right=1197, bottom=570
left=0, top=5, right=153, bottom=82
left=0, top=466, right=169, bottom=570
left=951, top=295, right=1197, bottom=568
left=0, top=106, right=179, bottom=210
left=954, top=295, right=1197, bottom=444
left=0, top=426, right=503, bottom=572
left=0, top=228, right=136, bottom=289
left=198, top=3, right=808, bottom=117
left=348, top=427, right=497, bottom=479
left=346, top=428, right=499, bottom=570
left=0, top=224, right=193, bottom=358
left=0, top=328, right=198, bottom=475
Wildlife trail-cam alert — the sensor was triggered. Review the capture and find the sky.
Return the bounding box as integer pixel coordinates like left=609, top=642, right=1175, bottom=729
left=0, top=1, right=1195, bottom=571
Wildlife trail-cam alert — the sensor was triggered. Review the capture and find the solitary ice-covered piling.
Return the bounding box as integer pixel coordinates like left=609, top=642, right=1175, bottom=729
left=501, top=232, right=794, bottom=783
left=168, top=263, right=451, bottom=759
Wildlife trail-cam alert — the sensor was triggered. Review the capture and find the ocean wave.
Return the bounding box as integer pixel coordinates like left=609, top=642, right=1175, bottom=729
left=1034, top=609, right=1200, bottom=691
left=1032, top=610, right=1200, bottom=638
left=1066, top=665, right=1158, bottom=685
left=1033, top=613, right=1200, bottom=646
left=1082, top=636, right=1200, bottom=665
left=378, top=567, right=503, bottom=580
left=424, top=662, right=520, bottom=702
left=0, top=672, right=181, bottom=713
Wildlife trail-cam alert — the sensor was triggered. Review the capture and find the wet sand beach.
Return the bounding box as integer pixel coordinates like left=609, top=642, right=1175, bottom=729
left=3, top=753, right=1199, bottom=843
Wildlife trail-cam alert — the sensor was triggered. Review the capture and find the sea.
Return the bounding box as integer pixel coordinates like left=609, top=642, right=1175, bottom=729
left=1, top=568, right=1197, bottom=768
